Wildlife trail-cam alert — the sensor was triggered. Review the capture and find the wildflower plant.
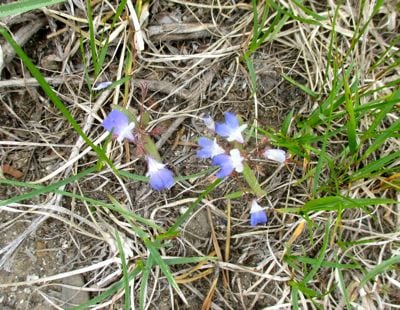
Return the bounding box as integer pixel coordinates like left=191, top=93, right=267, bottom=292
left=196, top=111, right=287, bottom=226
left=102, top=105, right=175, bottom=191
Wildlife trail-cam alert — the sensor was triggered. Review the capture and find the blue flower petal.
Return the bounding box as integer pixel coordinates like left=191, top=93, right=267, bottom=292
left=149, top=168, right=175, bottom=190
left=224, top=112, right=239, bottom=127
left=250, top=210, right=268, bottom=226
left=102, top=110, right=129, bottom=136
left=212, top=154, right=234, bottom=178
left=214, top=112, right=246, bottom=143
left=197, top=137, right=214, bottom=158
left=215, top=123, right=232, bottom=137
left=197, top=137, right=225, bottom=159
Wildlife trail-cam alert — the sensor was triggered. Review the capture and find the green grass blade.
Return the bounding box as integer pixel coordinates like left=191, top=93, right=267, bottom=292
left=0, top=27, right=114, bottom=169
left=139, top=258, right=153, bottom=310
left=360, top=256, right=400, bottom=288
left=303, top=221, right=330, bottom=283
left=343, top=71, right=358, bottom=154
left=242, top=163, right=266, bottom=197
left=0, top=0, right=65, bottom=17
left=86, top=1, right=99, bottom=75
left=362, top=119, right=400, bottom=160
left=299, top=196, right=394, bottom=214
left=243, top=54, right=257, bottom=94
left=144, top=238, right=187, bottom=304
left=168, top=179, right=222, bottom=232
left=72, top=266, right=142, bottom=310
left=268, top=0, right=319, bottom=26
left=280, top=109, right=294, bottom=136
left=0, top=177, right=163, bottom=232
left=282, top=74, right=319, bottom=97
left=0, top=166, right=97, bottom=206
left=291, top=286, right=299, bottom=310
left=115, top=231, right=131, bottom=310
left=290, top=0, right=326, bottom=21
left=286, top=256, right=359, bottom=269
left=336, top=257, right=353, bottom=309
left=349, top=151, right=400, bottom=181
left=97, top=0, right=128, bottom=72
left=163, top=256, right=217, bottom=265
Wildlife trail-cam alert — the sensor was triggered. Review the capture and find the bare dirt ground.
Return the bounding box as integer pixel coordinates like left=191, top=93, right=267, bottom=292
left=1, top=0, right=399, bottom=309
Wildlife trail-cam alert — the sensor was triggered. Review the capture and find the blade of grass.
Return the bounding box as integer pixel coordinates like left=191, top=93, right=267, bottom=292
left=97, top=0, right=129, bottom=74
left=0, top=0, right=65, bottom=17
left=298, top=196, right=394, bottom=214
left=115, top=231, right=131, bottom=310
left=343, top=71, right=358, bottom=154
left=336, top=256, right=353, bottom=309
left=72, top=266, right=142, bottom=310
left=0, top=27, right=114, bottom=170
left=282, top=74, right=319, bottom=98
left=362, top=119, right=400, bottom=160
left=0, top=177, right=163, bottom=232
left=285, top=256, right=359, bottom=269
left=0, top=166, right=97, bottom=207
left=167, top=179, right=222, bottom=233
left=303, top=221, right=330, bottom=283
left=360, top=256, right=400, bottom=288
left=86, top=1, right=99, bottom=75
left=144, top=238, right=187, bottom=305
left=139, top=257, right=152, bottom=310
left=349, top=151, right=400, bottom=181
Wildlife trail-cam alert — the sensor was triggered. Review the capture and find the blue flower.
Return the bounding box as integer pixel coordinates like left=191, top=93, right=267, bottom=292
left=146, top=156, right=175, bottom=190
left=92, top=81, right=112, bottom=91
left=197, top=137, right=225, bottom=159
left=102, top=110, right=135, bottom=143
left=212, top=149, right=244, bottom=178
left=263, top=148, right=286, bottom=163
left=250, top=200, right=268, bottom=226
left=215, top=112, right=247, bottom=143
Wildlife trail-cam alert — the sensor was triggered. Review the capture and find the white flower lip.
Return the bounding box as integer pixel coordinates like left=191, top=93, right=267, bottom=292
left=146, top=156, right=166, bottom=175
left=263, top=148, right=286, bottom=163
left=250, top=199, right=264, bottom=213
left=230, top=149, right=244, bottom=173
left=227, top=124, right=247, bottom=143
left=117, top=122, right=136, bottom=143
left=210, top=139, right=225, bottom=157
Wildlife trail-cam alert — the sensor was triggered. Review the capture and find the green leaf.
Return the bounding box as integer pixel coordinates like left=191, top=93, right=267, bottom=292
left=115, top=231, right=130, bottom=310
left=144, top=239, right=187, bottom=304
left=280, top=109, right=294, bottom=136
left=242, top=163, right=266, bottom=198
left=349, top=151, right=400, bottom=181
left=0, top=0, right=65, bottom=17
left=139, top=257, right=153, bottom=310
left=72, top=267, right=142, bottom=310
left=285, top=255, right=359, bottom=269
left=143, top=135, right=161, bottom=161
left=0, top=27, right=114, bottom=170
left=360, top=256, right=400, bottom=288
left=343, top=71, right=358, bottom=154
left=282, top=74, right=318, bottom=97
left=0, top=166, right=97, bottom=207
left=168, top=179, right=222, bottom=232
left=300, top=196, right=394, bottom=214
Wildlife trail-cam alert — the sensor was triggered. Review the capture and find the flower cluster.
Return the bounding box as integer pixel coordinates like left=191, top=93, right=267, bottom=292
left=197, top=112, right=246, bottom=178
left=102, top=109, right=175, bottom=191
left=103, top=108, right=286, bottom=226
left=196, top=112, right=288, bottom=226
